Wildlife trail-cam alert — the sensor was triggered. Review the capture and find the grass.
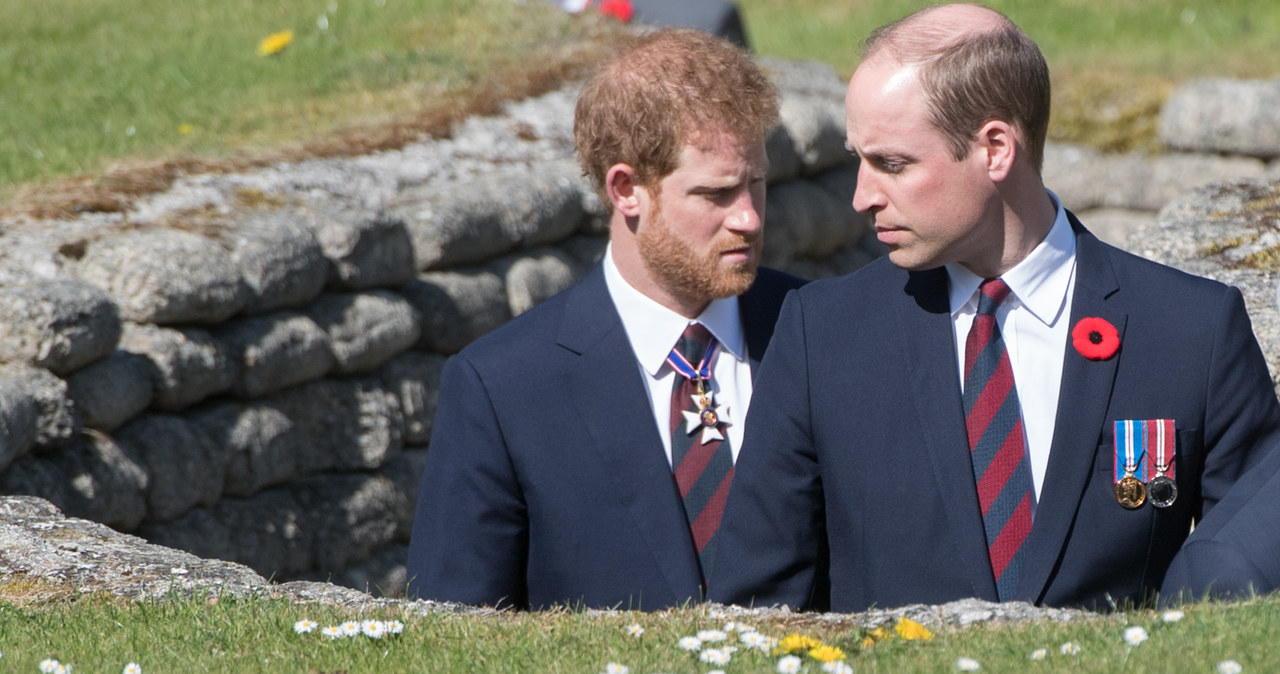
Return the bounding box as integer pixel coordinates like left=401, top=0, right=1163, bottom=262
left=7, top=1, right=1280, bottom=217
left=1, top=588, right=1278, bottom=673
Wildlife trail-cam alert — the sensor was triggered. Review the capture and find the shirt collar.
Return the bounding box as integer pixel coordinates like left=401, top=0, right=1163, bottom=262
left=946, top=189, right=1076, bottom=326
left=603, top=243, right=747, bottom=377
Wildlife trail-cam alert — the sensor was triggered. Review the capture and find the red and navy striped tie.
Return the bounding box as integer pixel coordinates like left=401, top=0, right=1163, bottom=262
left=962, top=278, right=1034, bottom=601
left=668, top=323, right=734, bottom=583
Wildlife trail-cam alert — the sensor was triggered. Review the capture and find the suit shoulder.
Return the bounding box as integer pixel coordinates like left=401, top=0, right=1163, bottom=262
left=1097, top=240, right=1236, bottom=300
left=451, top=282, right=574, bottom=365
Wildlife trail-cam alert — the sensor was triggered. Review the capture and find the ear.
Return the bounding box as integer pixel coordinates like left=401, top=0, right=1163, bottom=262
left=606, top=163, right=644, bottom=218
left=977, top=119, right=1017, bottom=182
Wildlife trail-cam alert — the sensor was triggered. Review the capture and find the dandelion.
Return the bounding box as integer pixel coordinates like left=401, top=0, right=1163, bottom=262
left=1123, top=625, right=1148, bottom=646
left=699, top=629, right=729, bottom=643
left=178, top=124, right=194, bottom=135
left=1216, top=660, right=1243, bottom=674
left=257, top=30, right=294, bottom=57
left=362, top=620, right=387, bottom=639
left=340, top=620, right=361, bottom=637
left=861, top=625, right=892, bottom=647
left=294, top=619, right=317, bottom=634
left=1029, top=648, right=1047, bottom=660
left=678, top=636, right=703, bottom=651
left=40, top=660, right=61, bottom=674
left=700, top=648, right=732, bottom=666
left=626, top=623, right=644, bottom=638
left=123, top=664, right=143, bottom=674
left=603, top=663, right=629, bottom=674
left=956, top=656, right=981, bottom=671
left=1162, top=610, right=1185, bottom=623
left=895, top=617, right=933, bottom=641
left=823, top=662, right=854, bottom=674
left=809, top=644, right=846, bottom=662
left=321, top=625, right=344, bottom=639
left=778, top=633, right=822, bottom=654
left=386, top=620, right=405, bottom=635
left=777, top=654, right=803, bottom=674
left=1060, top=642, right=1081, bottom=656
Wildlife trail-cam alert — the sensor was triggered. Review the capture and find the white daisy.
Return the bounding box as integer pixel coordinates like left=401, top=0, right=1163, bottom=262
left=956, top=656, right=981, bottom=671
left=678, top=636, right=702, bottom=651
left=1216, top=660, right=1243, bottom=674
left=1029, top=648, right=1047, bottom=661
left=293, top=619, right=317, bottom=634
left=626, top=623, right=644, bottom=638
left=1060, top=642, right=1081, bottom=656
left=1161, top=610, right=1185, bottom=623
left=1123, top=625, right=1149, bottom=646
left=777, top=654, right=803, bottom=674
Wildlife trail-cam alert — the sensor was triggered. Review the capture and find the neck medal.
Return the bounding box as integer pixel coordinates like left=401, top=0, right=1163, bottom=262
left=682, top=379, right=731, bottom=444
left=1146, top=419, right=1178, bottom=508
left=1113, top=420, right=1148, bottom=510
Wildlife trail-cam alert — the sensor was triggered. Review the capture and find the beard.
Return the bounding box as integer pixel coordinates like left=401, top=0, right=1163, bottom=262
left=635, top=205, right=761, bottom=306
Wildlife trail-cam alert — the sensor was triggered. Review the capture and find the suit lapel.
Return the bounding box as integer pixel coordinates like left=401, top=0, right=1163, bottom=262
left=555, top=266, right=703, bottom=599
left=900, top=268, right=1001, bottom=600
left=1017, top=215, right=1127, bottom=602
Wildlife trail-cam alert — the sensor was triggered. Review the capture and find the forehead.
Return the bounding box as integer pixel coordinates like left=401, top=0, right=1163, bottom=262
left=844, top=58, right=937, bottom=149
left=670, top=129, right=766, bottom=175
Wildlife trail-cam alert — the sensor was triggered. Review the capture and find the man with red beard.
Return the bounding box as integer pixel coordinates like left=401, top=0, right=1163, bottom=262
left=405, top=28, right=802, bottom=610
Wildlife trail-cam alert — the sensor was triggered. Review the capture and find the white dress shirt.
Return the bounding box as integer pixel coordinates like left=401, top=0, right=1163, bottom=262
left=603, top=244, right=753, bottom=466
left=947, top=191, right=1077, bottom=503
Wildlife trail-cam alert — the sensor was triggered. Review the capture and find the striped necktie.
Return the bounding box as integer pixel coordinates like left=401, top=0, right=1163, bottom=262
left=667, top=322, right=734, bottom=584
left=962, top=278, right=1034, bottom=601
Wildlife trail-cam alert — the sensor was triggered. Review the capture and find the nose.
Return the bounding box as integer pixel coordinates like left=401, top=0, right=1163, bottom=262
left=852, top=165, right=884, bottom=214
left=725, top=185, right=764, bottom=235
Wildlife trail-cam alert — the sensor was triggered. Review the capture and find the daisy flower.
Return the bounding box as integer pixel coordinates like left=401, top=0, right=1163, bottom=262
left=1029, top=648, right=1047, bottom=661
left=1217, top=660, right=1243, bottom=674
left=700, top=648, right=732, bottom=666
left=1123, top=626, right=1149, bottom=646
left=294, top=619, right=317, bottom=634
left=626, top=623, right=645, bottom=638
left=362, top=620, right=387, bottom=639
left=340, top=621, right=360, bottom=637
left=1161, top=610, right=1185, bottom=623
left=777, top=655, right=803, bottom=674
left=698, top=629, right=729, bottom=643
left=386, top=620, right=405, bottom=635
left=1060, top=642, right=1081, bottom=656
left=123, top=665, right=143, bottom=674
left=823, top=661, right=854, bottom=674
left=321, top=625, right=344, bottom=640
left=678, top=636, right=703, bottom=651
left=603, top=663, right=629, bottom=674
left=956, top=656, right=981, bottom=671
left=40, top=660, right=61, bottom=673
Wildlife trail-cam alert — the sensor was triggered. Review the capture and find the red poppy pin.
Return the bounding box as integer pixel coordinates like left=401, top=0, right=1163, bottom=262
left=597, top=0, right=635, bottom=22
left=1072, top=317, right=1120, bottom=360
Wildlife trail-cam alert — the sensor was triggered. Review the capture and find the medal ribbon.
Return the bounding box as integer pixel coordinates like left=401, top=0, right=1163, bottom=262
left=665, top=335, right=719, bottom=385
left=1144, top=419, right=1176, bottom=479
left=1113, top=420, right=1147, bottom=483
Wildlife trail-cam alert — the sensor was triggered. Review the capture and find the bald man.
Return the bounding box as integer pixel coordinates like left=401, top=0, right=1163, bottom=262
left=710, top=3, right=1280, bottom=612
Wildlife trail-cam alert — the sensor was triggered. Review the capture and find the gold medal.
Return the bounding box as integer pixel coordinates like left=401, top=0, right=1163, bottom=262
left=1115, top=475, right=1146, bottom=509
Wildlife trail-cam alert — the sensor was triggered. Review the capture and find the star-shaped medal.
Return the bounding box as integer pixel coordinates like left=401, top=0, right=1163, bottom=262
left=681, top=393, right=731, bottom=444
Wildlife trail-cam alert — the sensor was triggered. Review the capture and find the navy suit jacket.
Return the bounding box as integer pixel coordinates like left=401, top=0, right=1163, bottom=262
left=1160, top=434, right=1280, bottom=603
left=710, top=215, right=1280, bottom=612
left=406, top=263, right=803, bottom=610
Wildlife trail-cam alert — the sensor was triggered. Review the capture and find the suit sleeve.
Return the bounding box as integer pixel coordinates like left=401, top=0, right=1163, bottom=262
left=405, top=354, right=528, bottom=608
left=1161, top=286, right=1280, bottom=602
left=1198, top=286, right=1280, bottom=516
left=710, top=291, right=828, bottom=610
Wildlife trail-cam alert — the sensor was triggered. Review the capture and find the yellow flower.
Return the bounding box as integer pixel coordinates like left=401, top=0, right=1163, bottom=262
left=257, top=30, right=294, bottom=56
left=178, top=123, right=194, bottom=135
left=808, top=644, right=847, bottom=662
left=861, top=625, right=892, bottom=648
left=894, top=617, right=933, bottom=641
left=776, top=633, right=822, bottom=654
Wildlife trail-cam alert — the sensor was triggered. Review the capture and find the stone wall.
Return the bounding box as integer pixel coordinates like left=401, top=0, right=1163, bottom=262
left=2, top=67, right=1278, bottom=600
left=0, top=58, right=877, bottom=597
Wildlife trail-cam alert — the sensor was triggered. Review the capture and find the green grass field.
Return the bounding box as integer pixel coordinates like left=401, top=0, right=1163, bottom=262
left=1, top=589, right=1277, bottom=673
left=5, top=0, right=1279, bottom=209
